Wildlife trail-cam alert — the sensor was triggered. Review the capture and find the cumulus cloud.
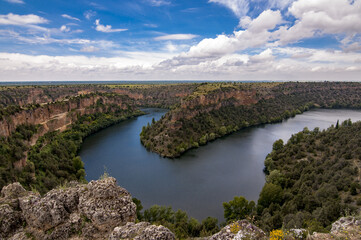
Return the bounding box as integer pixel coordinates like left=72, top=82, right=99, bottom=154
left=161, top=9, right=282, bottom=63
left=95, top=19, right=127, bottom=33
left=276, top=0, right=361, bottom=44
left=0, top=13, right=48, bottom=26
left=4, top=0, right=24, bottom=4
left=61, top=14, right=80, bottom=21
left=154, top=34, right=198, bottom=40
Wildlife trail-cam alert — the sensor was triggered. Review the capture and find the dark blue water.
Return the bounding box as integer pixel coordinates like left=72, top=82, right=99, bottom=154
left=80, top=108, right=361, bottom=221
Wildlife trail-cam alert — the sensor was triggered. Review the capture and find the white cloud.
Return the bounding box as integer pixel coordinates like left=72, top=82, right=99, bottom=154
left=95, top=19, right=128, bottom=33
left=148, top=0, right=171, bottom=6
left=276, top=0, right=361, bottom=44
left=84, top=10, right=96, bottom=20
left=164, top=42, right=190, bottom=53
left=0, top=13, right=48, bottom=26
left=4, top=0, right=24, bottom=4
left=61, top=14, right=80, bottom=21
left=80, top=46, right=99, bottom=52
left=0, top=29, right=117, bottom=49
left=154, top=34, right=198, bottom=41
left=60, top=25, right=70, bottom=32
left=247, top=9, right=282, bottom=33
left=0, top=51, right=176, bottom=80
left=166, top=10, right=282, bottom=61
left=1, top=47, right=360, bottom=81
left=209, top=0, right=249, bottom=17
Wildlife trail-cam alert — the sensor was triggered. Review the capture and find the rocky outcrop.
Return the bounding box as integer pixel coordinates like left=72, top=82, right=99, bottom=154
left=308, top=216, right=361, bottom=240
left=0, top=177, right=173, bottom=240
left=208, top=220, right=266, bottom=240
left=109, top=222, right=175, bottom=240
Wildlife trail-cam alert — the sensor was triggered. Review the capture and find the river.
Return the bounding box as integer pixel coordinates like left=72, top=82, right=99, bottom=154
left=79, top=108, right=361, bottom=222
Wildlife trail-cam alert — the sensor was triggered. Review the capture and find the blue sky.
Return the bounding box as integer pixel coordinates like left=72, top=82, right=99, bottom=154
left=0, top=0, right=360, bottom=81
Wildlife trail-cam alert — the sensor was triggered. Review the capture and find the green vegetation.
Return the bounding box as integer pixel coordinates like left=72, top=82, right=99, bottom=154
left=141, top=82, right=361, bottom=157
left=0, top=92, right=143, bottom=193
left=133, top=199, right=219, bottom=239
left=27, top=106, right=142, bottom=194
left=223, top=120, right=361, bottom=233
left=0, top=124, right=39, bottom=189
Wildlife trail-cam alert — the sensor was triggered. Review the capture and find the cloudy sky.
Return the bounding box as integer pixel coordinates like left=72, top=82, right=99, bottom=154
left=0, top=0, right=360, bottom=81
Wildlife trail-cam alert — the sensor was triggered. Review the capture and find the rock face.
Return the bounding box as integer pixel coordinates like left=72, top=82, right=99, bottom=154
left=109, top=222, right=175, bottom=240
left=208, top=220, right=266, bottom=240
left=0, top=177, right=172, bottom=240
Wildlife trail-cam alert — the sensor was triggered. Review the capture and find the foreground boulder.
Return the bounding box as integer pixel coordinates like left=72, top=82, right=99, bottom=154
left=208, top=220, right=266, bottom=240
left=109, top=222, right=175, bottom=240
left=0, top=178, right=172, bottom=240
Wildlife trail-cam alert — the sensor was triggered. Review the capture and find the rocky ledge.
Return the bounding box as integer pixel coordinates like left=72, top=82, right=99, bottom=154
left=0, top=177, right=175, bottom=240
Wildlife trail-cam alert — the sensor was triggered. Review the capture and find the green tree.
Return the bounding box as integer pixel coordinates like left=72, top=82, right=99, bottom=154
left=132, top=198, right=143, bottom=220
left=272, top=139, right=284, bottom=151
left=258, top=183, right=284, bottom=210
left=223, top=196, right=255, bottom=222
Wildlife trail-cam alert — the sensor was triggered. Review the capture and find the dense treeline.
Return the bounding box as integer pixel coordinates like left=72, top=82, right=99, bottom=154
left=133, top=199, right=220, bottom=239
left=141, top=82, right=361, bottom=157
left=223, top=120, right=361, bottom=233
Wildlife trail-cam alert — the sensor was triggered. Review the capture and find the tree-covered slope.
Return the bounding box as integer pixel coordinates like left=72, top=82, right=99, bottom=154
left=257, top=120, right=361, bottom=232
left=141, top=82, right=361, bottom=157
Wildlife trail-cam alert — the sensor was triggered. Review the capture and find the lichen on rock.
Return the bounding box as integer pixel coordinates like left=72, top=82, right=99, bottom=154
left=0, top=177, right=171, bottom=240
left=208, top=220, right=266, bottom=240
left=109, top=222, right=175, bottom=240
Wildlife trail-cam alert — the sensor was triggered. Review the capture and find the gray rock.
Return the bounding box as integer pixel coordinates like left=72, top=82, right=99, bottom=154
left=331, top=216, right=361, bottom=233
left=209, top=220, right=266, bottom=240
left=109, top=222, right=175, bottom=240
left=1, top=182, right=27, bottom=199
left=0, top=204, right=23, bottom=238
left=78, top=177, right=136, bottom=231
left=0, top=178, right=139, bottom=239
left=19, top=192, right=69, bottom=231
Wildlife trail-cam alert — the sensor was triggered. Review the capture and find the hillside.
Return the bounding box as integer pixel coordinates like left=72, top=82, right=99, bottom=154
left=140, top=82, right=361, bottom=157
left=255, top=119, right=361, bottom=232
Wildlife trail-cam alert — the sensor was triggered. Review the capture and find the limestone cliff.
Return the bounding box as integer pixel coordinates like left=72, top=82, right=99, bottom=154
left=0, top=94, right=132, bottom=137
